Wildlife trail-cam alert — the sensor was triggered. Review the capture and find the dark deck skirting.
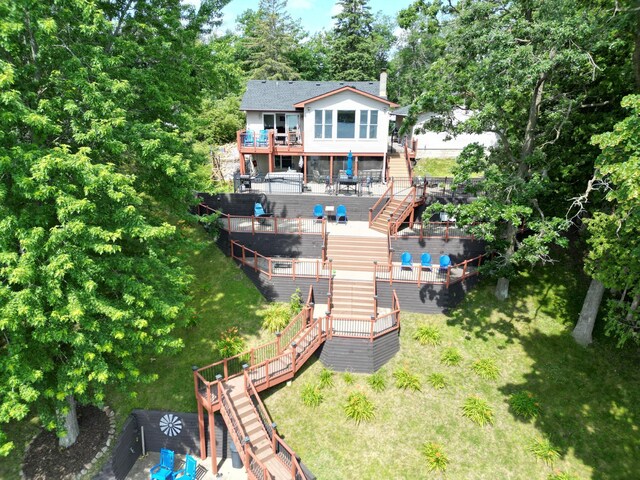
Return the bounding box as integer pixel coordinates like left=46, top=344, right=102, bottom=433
left=219, top=230, right=324, bottom=259
left=199, top=192, right=379, bottom=222
left=240, top=264, right=330, bottom=303
left=317, top=330, right=400, bottom=373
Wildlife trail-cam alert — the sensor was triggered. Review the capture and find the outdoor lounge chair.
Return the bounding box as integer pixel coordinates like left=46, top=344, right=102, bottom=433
left=313, top=204, right=324, bottom=221
left=257, top=129, right=268, bottom=147
left=243, top=130, right=255, bottom=147
left=336, top=205, right=347, bottom=224
left=439, top=254, right=452, bottom=272
left=254, top=202, right=273, bottom=224
left=150, top=448, right=174, bottom=480
left=421, top=253, right=432, bottom=271
left=401, top=252, right=413, bottom=270
left=173, top=454, right=197, bottom=480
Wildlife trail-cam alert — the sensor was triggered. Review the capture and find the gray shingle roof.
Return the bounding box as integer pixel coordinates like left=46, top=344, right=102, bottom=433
left=393, top=105, right=411, bottom=116
left=241, top=80, right=382, bottom=111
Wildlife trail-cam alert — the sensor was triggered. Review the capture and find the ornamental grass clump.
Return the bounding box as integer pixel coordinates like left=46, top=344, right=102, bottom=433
left=342, top=371, right=355, bottom=385
left=422, top=442, right=449, bottom=472
left=428, top=373, right=448, bottom=390
left=462, top=396, right=494, bottom=426
left=440, top=347, right=462, bottom=366
left=509, top=390, right=541, bottom=419
left=413, top=325, right=442, bottom=346
left=261, top=302, right=292, bottom=333
left=529, top=437, right=561, bottom=465
left=318, top=368, right=334, bottom=389
left=471, top=358, right=500, bottom=380
left=301, top=383, right=323, bottom=408
left=343, top=392, right=375, bottom=423
left=367, top=371, right=387, bottom=392
left=548, top=472, right=580, bottom=480
left=393, top=367, right=422, bottom=391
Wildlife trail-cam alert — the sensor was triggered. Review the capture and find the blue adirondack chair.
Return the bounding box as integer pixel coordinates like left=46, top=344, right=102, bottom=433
left=336, top=205, right=347, bottom=224
left=243, top=130, right=255, bottom=147
left=257, top=129, right=268, bottom=147
left=421, top=252, right=432, bottom=271
left=174, top=454, right=197, bottom=480
left=439, top=254, right=452, bottom=272
left=313, top=204, right=324, bottom=221
left=254, top=202, right=273, bottom=224
left=401, top=252, right=413, bottom=270
left=150, top=448, right=174, bottom=480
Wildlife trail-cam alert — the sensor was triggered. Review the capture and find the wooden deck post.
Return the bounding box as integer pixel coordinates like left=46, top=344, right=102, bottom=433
left=193, top=367, right=207, bottom=460
left=291, top=342, right=297, bottom=372
left=303, top=155, right=308, bottom=184
left=276, top=332, right=281, bottom=354
left=211, top=380, right=222, bottom=475
left=329, top=155, right=333, bottom=183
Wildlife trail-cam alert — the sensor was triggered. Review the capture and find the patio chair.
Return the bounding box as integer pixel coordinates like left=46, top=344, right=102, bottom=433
left=421, top=253, right=432, bottom=271
left=254, top=202, right=273, bottom=224
left=173, top=454, right=197, bottom=480
left=336, top=205, right=347, bottom=224
left=313, top=204, right=324, bottom=221
left=150, top=448, right=174, bottom=480
left=439, top=254, right=452, bottom=272
left=243, top=130, right=255, bottom=147
left=401, top=252, right=413, bottom=271
left=257, top=129, right=268, bottom=147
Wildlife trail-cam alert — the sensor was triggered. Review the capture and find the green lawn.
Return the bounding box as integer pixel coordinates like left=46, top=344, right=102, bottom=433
left=262, top=261, right=640, bottom=479
left=413, top=157, right=483, bottom=178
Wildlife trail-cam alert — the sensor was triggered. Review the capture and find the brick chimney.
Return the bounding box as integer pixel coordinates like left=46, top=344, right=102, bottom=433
left=379, top=70, right=387, bottom=98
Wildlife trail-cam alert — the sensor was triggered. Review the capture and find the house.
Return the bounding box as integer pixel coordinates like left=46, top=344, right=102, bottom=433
left=394, top=107, right=497, bottom=158
left=237, top=72, right=402, bottom=184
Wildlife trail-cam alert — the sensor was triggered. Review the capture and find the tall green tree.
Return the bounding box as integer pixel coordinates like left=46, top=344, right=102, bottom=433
left=0, top=0, right=226, bottom=451
left=329, top=0, right=394, bottom=81
left=240, top=0, right=304, bottom=80
left=409, top=0, right=623, bottom=299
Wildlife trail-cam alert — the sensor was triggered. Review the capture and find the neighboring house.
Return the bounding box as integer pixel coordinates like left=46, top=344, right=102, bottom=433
left=237, top=73, right=399, bottom=183
left=394, top=107, right=497, bottom=158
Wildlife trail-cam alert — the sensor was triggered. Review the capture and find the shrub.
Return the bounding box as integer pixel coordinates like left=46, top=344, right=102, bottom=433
left=289, top=288, right=303, bottom=315
left=548, top=472, right=580, bottom=480
left=215, top=327, right=245, bottom=358
left=422, top=442, right=449, bottom=472
left=440, top=347, right=462, bottom=366
left=428, top=373, right=448, bottom=390
left=342, top=372, right=356, bottom=385
left=343, top=392, right=375, bottom=423
left=509, top=391, right=541, bottom=419
left=413, top=325, right=442, bottom=346
left=301, top=384, right=323, bottom=408
left=393, top=367, right=422, bottom=391
left=462, top=396, right=494, bottom=426
left=471, top=358, right=500, bottom=380
left=529, top=437, right=561, bottom=465
left=318, top=368, right=334, bottom=389
left=261, top=302, right=293, bottom=333
left=367, top=371, right=387, bottom=392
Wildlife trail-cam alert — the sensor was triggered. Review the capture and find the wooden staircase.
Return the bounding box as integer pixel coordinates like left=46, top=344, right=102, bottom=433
left=369, top=195, right=415, bottom=234
left=331, top=278, right=375, bottom=318
left=326, top=235, right=388, bottom=272
left=387, top=152, right=411, bottom=179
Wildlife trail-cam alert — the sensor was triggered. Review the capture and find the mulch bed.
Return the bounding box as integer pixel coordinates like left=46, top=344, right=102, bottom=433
left=22, top=405, right=109, bottom=480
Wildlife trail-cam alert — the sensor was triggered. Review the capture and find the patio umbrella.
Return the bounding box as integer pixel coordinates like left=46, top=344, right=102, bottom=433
left=346, top=151, right=353, bottom=177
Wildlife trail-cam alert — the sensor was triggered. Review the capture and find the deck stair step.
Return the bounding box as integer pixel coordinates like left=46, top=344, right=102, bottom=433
left=370, top=193, right=415, bottom=234
left=331, top=278, right=376, bottom=318
left=327, top=236, right=388, bottom=272
left=387, top=153, right=411, bottom=178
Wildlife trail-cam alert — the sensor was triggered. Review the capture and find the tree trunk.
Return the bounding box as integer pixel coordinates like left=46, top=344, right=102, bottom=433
left=625, top=293, right=640, bottom=324
left=495, top=277, right=510, bottom=300
left=494, top=222, right=516, bottom=300
left=58, top=395, right=80, bottom=448
left=572, top=278, right=605, bottom=347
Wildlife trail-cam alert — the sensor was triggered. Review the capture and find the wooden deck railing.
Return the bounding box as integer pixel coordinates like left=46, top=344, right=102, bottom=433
left=230, top=240, right=332, bottom=281
left=387, top=187, right=416, bottom=236
left=375, top=253, right=486, bottom=287
left=327, top=295, right=400, bottom=342
left=368, top=180, right=393, bottom=227
left=393, top=221, right=474, bottom=240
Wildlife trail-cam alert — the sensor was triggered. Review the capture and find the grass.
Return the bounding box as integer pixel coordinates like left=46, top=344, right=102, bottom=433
left=422, top=442, right=449, bottom=472
left=462, top=396, right=494, bottom=426
left=413, top=156, right=483, bottom=178
left=393, top=366, right=422, bottom=391
left=343, top=392, right=375, bottom=423
left=427, top=373, right=448, bottom=390
left=529, top=437, right=562, bottom=465
left=367, top=371, right=386, bottom=392
left=413, top=324, right=442, bottom=346
left=440, top=347, right=463, bottom=366
left=262, top=258, right=640, bottom=479
left=471, top=358, right=500, bottom=380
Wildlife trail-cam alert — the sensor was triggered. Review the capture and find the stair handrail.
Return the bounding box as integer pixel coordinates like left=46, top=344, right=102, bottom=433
left=368, top=180, right=394, bottom=227
left=403, top=141, right=412, bottom=178
left=387, top=187, right=416, bottom=236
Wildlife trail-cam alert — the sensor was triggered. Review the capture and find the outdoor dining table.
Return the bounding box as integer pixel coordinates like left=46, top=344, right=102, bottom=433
left=336, top=176, right=359, bottom=195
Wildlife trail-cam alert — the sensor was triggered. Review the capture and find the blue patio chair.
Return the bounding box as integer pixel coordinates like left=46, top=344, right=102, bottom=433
left=336, top=205, right=347, bottom=224
left=150, top=448, right=174, bottom=480
left=243, top=130, right=255, bottom=147
left=313, top=204, right=324, bottom=221
left=257, top=129, right=268, bottom=147
left=401, top=252, right=413, bottom=270
left=254, top=202, right=273, bottom=225
left=421, top=253, right=432, bottom=271
left=439, top=254, right=452, bottom=272
left=174, top=454, right=197, bottom=480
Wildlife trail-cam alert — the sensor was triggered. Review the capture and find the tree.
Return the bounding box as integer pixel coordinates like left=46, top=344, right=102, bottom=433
left=240, top=0, right=304, bottom=80
left=0, top=0, right=226, bottom=451
left=329, top=0, right=394, bottom=81
left=408, top=0, right=621, bottom=299
left=573, top=95, right=640, bottom=347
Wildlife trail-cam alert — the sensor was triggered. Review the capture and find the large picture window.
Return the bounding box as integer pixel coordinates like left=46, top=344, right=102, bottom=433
left=359, top=110, right=378, bottom=139
left=337, top=110, right=356, bottom=138
left=314, top=110, right=333, bottom=139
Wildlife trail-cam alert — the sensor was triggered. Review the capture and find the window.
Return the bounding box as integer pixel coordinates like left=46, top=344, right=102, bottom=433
left=337, top=110, right=356, bottom=138
left=359, top=110, right=378, bottom=139
left=314, top=110, right=333, bottom=139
